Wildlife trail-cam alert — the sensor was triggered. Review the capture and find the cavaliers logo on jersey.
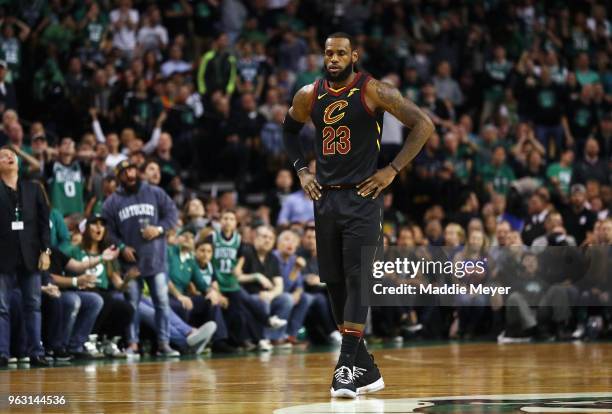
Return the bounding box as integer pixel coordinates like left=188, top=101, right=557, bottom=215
left=323, top=100, right=349, bottom=125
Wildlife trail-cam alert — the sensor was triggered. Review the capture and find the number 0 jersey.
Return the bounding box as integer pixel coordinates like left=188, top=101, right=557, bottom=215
left=48, top=161, right=85, bottom=216
left=310, top=72, right=384, bottom=185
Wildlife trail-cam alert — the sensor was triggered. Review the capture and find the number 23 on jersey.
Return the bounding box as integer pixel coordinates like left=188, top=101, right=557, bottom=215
left=322, top=100, right=352, bottom=156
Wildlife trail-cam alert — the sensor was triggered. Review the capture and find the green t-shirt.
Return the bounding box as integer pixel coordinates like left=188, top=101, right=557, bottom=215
left=167, top=245, right=208, bottom=295
left=91, top=197, right=104, bottom=216
left=445, top=146, right=473, bottom=184
left=211, top=230, right=241, bottom=292
left=83, top=18, right=108, bottom=47
left=576, top=70, right=600, bottom=86
left=48, top=161, right=85, bottom=216
left=484, top=60, right=512, bottom=102
left=546, top=163, right=572, bottom=196
left=67, top=246, right=112, bottom=290
left=50, top=208, right=71, bottom=253
left=241, top=29, right=267, bottom=45
left=479, top=163, right=516, bottom=195
left=276, top=14, right=305, bottom=32
left=16, top=145, right=33, bottom=177
left=41, top=23, right=75, bottom=54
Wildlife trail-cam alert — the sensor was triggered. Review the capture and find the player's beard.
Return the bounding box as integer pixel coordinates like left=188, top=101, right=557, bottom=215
left=324, top=62, right=354, bottom=83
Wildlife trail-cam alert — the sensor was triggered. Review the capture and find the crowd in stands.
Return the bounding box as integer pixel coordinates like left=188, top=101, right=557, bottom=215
left=0, top=0, right=610, bottom=364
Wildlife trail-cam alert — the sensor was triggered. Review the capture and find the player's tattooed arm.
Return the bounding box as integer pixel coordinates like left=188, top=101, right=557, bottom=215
left=370, top=78, right=434, bottom=171
left=357, top=79, right=434, bottom=199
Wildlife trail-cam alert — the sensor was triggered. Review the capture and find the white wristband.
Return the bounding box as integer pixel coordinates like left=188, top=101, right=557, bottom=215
left=72, top=278, right=77, bottom=288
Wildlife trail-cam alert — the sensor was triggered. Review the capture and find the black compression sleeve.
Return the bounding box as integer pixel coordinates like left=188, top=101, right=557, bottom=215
left=282, top=114, right=307, bottom=172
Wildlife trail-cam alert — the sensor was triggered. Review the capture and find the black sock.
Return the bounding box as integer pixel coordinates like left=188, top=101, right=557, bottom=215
left=337, top=333, right=361, bottom=368
left=355, top=338, right=371, bottom=367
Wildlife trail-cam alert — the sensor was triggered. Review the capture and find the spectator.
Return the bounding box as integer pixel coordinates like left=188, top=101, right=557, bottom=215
left=293, top=53, right=322, bottom=93
left=452, top=229, right=488, bottom=338
left=0, top=146, right=51, bottom=367
left=137, top=6, right=169, bottom=55
left=76, top=2, right=109, bottom=54
left=49, top=205, right=71, bottom=253
left=594, top=113, right=612, bottom=159
left=562, top=85, right=598, bottom=157
left=498, top=252, right=545, bottom=341
left=481, top=45, right=512, bottom=125
left=181, top=198, right=207, bottom=236
left=273, top=230, right=316, bottom=345
left=166, top=230, right=223, bottom=350
left=521, top=193, right=550, bottom=246
left=572, top=138, right=609, bottom=186
left=0, top=16, right=30, bottom=83
left=153, top=133, right=180, bottom=190
left=478, top=146, right=516, bottom=196
left=236, top=41, right=266, bottom=98
left=44, top=243, right=119, bottom=360
left=197, top=33, right=236, bottom=97
left=5, top=121, right=40, bottom=175
left=220, top=0, right=248, bottom=45
left=277, top=186, right=314, bottom=226
left=65, top=215, right=134, bottom=357
left=0, top=60, right=16, bottom=112
left=531, top=211, right=577, bottom=250
left=575, top=53, right=600, bottom=86
left=277, top=31, right=307, bottom=73
left=234, top=225, right=292, bottom=351
left=44, top=137, right=86, bottom=216
left=102, top=160, right=179, bottom=358
left=110, top=0, right=139, bottom=58
left=160, top=45, right=191, bottom=78
left=261, top=104, right=286, bottom=157
left=562, top=184, right=597, bottom=245
left=433, top=61, right=463, bottom=108
left=546, top=148, right=574, bottom=197
left=528, top=67, right=567, bottom=157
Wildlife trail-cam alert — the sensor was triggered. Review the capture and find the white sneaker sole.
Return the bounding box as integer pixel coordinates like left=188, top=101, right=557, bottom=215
left=187, top=321, right=217, bottom=351
left=357, top=377, right=385, bottom=395
left=330, top=387, right=357, bottom=399
left=269, top=316, right=288, bottom=330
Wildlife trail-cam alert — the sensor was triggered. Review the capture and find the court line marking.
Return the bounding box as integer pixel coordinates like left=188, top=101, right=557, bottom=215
left=273, top=392, right=612, bottom=414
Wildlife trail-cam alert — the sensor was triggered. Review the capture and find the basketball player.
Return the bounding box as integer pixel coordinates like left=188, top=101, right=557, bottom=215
left=283, top=33, right=434, bottom=398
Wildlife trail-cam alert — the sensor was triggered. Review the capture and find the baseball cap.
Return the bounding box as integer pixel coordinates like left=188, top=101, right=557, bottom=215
left=114, top=159, right=135, bottom=176
left=86, top=213, right=107, bottom=226
left=78, top=213, right=107, bottom=234
left=570, top=183, right=586, bottom=194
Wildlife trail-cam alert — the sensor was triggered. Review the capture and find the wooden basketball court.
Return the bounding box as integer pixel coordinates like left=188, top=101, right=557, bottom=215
left=1, top=342, right=611, bottom=413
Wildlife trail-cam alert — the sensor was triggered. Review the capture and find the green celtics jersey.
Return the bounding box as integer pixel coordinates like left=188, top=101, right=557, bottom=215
left=546, top=163, right=572, bottom=196
left=1, top=37, right=20, bottom=82
left=48, top=161, right=85, bottom=216
left=211, top=230, right=241, bottom=292
left=199, top=261, right=216, bottom=290
left=479, top=163, right=516, bottom=195
left=67, top=246, right=112, bottom=290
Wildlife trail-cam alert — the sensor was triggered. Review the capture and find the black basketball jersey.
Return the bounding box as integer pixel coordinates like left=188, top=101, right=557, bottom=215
left=310, top=72, right=384, bottom=185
